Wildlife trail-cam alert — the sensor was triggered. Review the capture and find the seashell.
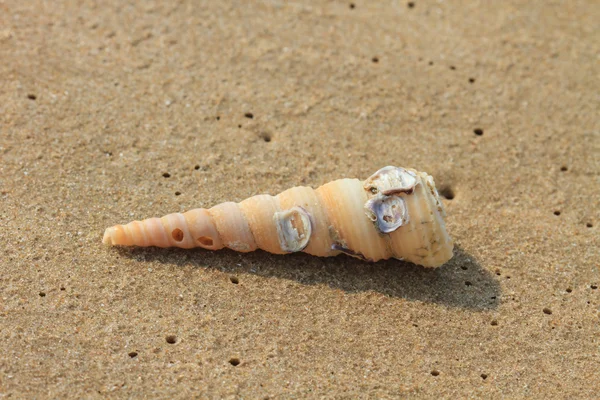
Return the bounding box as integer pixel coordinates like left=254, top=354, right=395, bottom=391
left=103, top=166, right=454, bottom=267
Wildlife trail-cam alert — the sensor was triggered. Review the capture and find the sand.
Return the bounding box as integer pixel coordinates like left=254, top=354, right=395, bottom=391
left=1, top=0, right=599, bottom=398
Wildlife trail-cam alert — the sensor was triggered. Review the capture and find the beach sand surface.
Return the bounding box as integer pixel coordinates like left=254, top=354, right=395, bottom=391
left=1, top=0, right=598, bottom=397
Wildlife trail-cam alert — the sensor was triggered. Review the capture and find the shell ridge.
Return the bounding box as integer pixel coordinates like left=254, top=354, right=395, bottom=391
left=232, top=200, right=260, bottom=252
left=314, top=184, right=343, bottom=257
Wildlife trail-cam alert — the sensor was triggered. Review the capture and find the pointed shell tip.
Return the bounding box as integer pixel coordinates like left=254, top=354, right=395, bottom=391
left=102, top=228, right=114, bottom=246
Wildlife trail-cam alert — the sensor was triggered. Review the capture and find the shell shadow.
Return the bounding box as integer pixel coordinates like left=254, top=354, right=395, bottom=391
left=116, top=245, right=500, bottom=310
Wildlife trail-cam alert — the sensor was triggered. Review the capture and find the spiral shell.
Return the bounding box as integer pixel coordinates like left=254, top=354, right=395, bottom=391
left=103, top=166, right=454, bottom=267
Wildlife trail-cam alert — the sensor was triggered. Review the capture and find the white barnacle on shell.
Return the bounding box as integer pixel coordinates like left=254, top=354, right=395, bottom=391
left=363, top=166, right=418, bottom=196
left=364, top=195, right=409, bottom=233
left=274, top=206, right=312, bottom=252
left=363, top=166, right=417, bottom=233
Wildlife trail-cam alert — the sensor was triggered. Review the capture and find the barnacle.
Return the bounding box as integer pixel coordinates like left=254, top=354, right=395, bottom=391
left=103, top=166, right=454, bottom=267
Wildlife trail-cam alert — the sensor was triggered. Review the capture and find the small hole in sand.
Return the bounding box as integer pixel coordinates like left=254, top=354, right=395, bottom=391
left=175, top=191, right=181, bottom=196
left=439, top=185, right=455, bottom=200
left=39, top=292, right=46, bottom=297
left=591, top=285, right=598, bottom=290
left=372, top=56, right=379, bottom=63
left=481, top=373, right=488, bottom=380
left=128, top=351, right=138, bottom=358
left=194, top=165, right=200, bottom=170
left=490, top=320, right=498, bottom=326
left=465, top=281, right=472, bottom=286
left=172, top=229, right=184, bottom=242
left=566, top=288, right=572, bottom=293
left=197, top=236, right=213, bottom=246
left=431, top=370, right=440, bottom=376
left=469, top=78, right=475, bottom=83
left=162, top=172, right=170, bottom=178
left=60, top=287, right=66, bottom=291
left=474, top=128, right=484, bottom=136
left=244, top=112, right=254, bottom=119
left=166, top=335, right=177, bottom=344
left=407, top=2, right=415, bottom=8
left=586, top=222, right=593, bottom=228
left=216, top=116, right=220, bottom=121
left=450, top=65, right=456, bottom=70
left=560, top=166, right=568, bottom=171
left=238, top=124, right=242, bottom=128
left=543, top=308, right=552, bottom=315
left=349, top=3, right=355, bottom=9
left=229, top=358, right=241, bottom=366
left=460, top=266, right=468, bottom=270
left=260, top=132, right=272, bottom=142
left=230, top=276, right=239, bottom=284
left=428, top=61, right=434, bottom=65
left=27, top=94, right=37, bottom=100
left=554, top=211, right=561, bottom=216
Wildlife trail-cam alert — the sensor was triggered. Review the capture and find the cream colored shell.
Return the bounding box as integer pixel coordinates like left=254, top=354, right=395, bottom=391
left=103, top=166, right=454, bottom=267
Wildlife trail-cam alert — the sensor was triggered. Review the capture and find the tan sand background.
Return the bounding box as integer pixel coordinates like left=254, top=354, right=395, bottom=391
left=1, top=0, right=599, bottom=398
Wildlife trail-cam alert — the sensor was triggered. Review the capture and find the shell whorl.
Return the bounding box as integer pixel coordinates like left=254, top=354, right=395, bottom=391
left=102, top=166, right=454, bottom=267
